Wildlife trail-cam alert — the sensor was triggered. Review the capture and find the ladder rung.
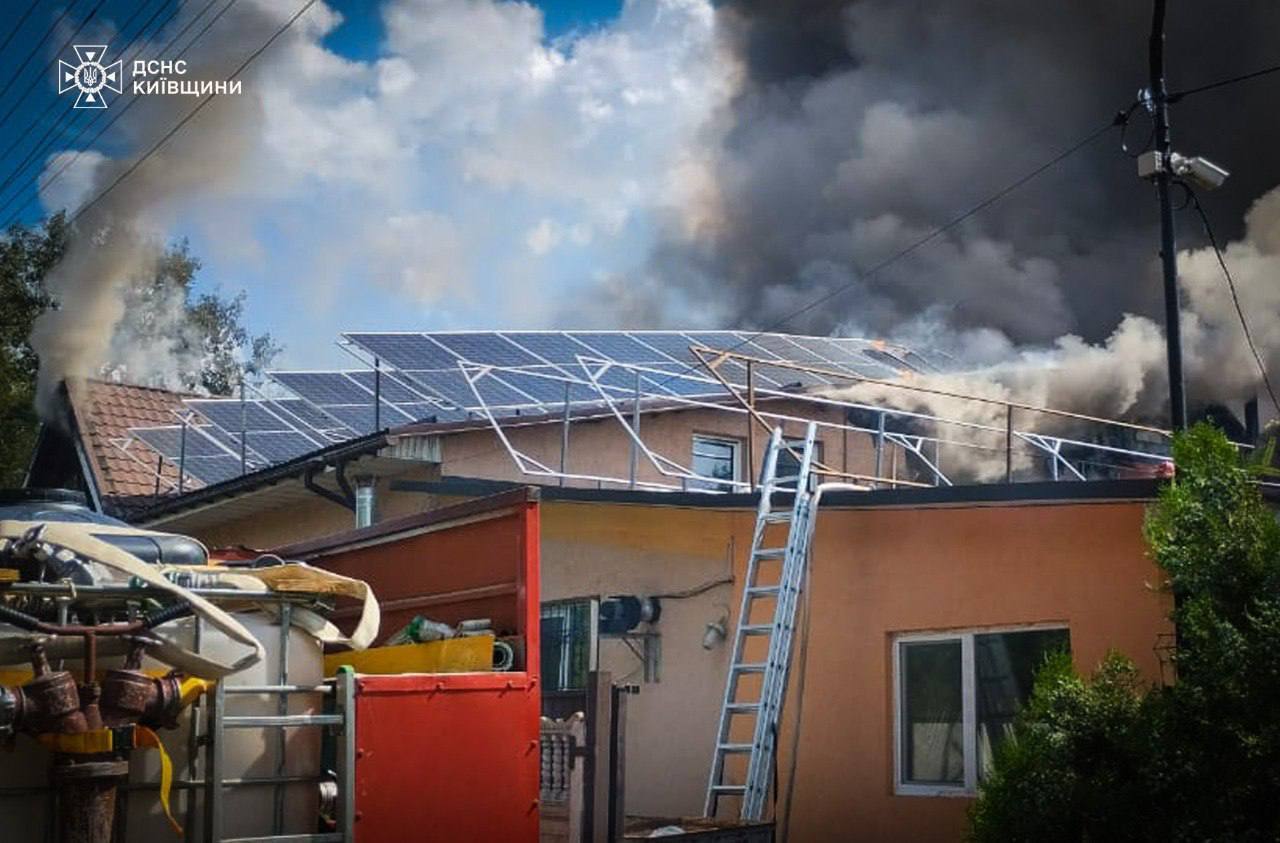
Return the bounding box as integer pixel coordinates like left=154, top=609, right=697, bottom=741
left=224, top=684, right=332, bottom=695
left=718, top=743, right=753, bottom=753
left=753, top=547, right=786, bottom=560
left=711, top=784, right=747, bottom=793
left=738, top=624, right=772, bottom=636
left=773, top=474, right=800, bottom=483
left=726, top=702, right=760, bottom=713
left=221, top=835, right=344, bottom=843
left=763, top=512, right=791, bottom=524
left=746, top=585, right=781, bottom=597
left=733, top=663, right=767, bottom=673
left=223, top=714, right=343, bottom=728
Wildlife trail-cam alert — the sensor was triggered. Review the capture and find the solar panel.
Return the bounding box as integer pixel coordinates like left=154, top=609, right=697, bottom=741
left=129, top=426, right=249, bottom=486
left=344, top=333, right=461, bottom=370
left=271, top=372, right=374, bottom=406
left=572, top=332, right=668, bottom=363
left=432, top=333, right=543, bottom=367
left=497, top=332, right=588, bottom=366
left=399, top=369, right=536, bottom=408
left=344, top=370, right=432, bottom=403
left=752, top=334, right=832, bottom=368
left=627, top=331, right=699, bottom=366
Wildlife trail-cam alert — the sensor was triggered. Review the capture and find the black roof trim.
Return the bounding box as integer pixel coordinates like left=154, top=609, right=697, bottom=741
left=392, top=475, right=1163, bottom=509
left=135, top=430, right=390, bottom=521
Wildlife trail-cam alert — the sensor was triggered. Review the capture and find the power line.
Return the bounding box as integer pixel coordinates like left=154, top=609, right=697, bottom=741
left=0, top=0, right=42, bottom=58
left=0, top=0, right=112, bottom=133
left=1184, top=189, right=1280, bottom=417
left=65, top=0, right=319, bottom=229
left=0, top=0, right=81, bottom=109
left=1168, top=61, right=1280, bottom=103
left=0, top=0, right=236, bottom=229
left=0, top=0, right=170, bottom=212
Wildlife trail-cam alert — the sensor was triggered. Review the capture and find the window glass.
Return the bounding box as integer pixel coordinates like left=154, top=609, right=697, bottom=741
left=776, top=439, right=823, bottom=489
left=540, top=600, right=593, bottom=691
left=900, top=640, right=964, bottom=785
left=975, top=628, right=1069, bottom=777
left=691, top=436, right=738, bottom=489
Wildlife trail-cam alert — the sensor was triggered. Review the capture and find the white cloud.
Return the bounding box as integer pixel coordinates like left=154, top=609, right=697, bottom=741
left=37, top=0, right=733, bottom=361
left=525, top=218, right=561, bottom=255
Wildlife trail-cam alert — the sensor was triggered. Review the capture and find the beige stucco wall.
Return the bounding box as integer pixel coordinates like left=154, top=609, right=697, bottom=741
left=440, top=401, right=913, bottom=490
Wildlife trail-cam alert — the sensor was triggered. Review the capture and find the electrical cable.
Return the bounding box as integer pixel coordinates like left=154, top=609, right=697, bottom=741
left=0, top=0, right=236, bottom=230
left=0, top=0, right=171, bottom=212
left=0, top=0, right=80, bottom=110
left=1168, top=61, right=1280, bottom=103
left=63, top=0, right=317, bottom=229
left=0, top=0, right=112, bottom=134
left=0, top=0, right=42, bottom=59
left=1183, top=188, right=1280, bottom=418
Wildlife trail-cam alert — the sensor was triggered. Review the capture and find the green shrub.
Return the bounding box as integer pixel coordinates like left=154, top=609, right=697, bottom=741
left=968, top=423, right=1280, bottom=841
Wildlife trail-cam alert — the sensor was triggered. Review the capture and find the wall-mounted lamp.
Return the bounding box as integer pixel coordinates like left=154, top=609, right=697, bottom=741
left=703, top=612, right=728, bottom=650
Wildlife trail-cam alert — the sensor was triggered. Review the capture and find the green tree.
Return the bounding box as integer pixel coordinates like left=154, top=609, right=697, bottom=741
left=0, top=214, right=67, bottom=487
left=969, top=423, right=1280, bottom=841
left=0, top=218, right=282, bottom=486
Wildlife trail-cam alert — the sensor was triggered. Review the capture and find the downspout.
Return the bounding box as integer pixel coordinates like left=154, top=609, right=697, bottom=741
left=303, top=461, right=356, bottom=512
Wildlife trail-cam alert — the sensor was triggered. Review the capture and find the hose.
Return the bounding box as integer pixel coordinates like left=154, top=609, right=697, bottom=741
left=0, top=602, right=44, bottom=633
left=142, top=602, right=194, bottom=629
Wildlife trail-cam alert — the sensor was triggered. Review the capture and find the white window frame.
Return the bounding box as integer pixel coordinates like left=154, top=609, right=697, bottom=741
left=690, top=434, right=742, bottom=490
left=892, top=623, right=1069, bottom=797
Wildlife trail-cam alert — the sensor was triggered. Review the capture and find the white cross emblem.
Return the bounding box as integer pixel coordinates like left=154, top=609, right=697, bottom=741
left=58, top=45, right=122, bottom=109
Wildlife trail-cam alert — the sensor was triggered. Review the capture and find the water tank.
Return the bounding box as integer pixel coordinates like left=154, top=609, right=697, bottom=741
left=0, top=611, right=323, bottom=840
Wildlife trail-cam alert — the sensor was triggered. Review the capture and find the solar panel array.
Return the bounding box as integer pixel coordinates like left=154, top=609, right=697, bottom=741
left=125, top=330, right=930, bottom=487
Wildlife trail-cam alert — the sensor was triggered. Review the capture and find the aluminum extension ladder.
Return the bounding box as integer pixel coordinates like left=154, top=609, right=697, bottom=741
left=203, top=605, right=356, bottom=843
left=704, top=423, right=818, bottom=821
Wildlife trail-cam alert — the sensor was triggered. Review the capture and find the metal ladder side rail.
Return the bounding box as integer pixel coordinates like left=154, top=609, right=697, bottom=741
left=704, top=427, right=787, bottom=816
left=205, top=671, right=356, bottom=843
left=740, top=423, right=818, bottom=818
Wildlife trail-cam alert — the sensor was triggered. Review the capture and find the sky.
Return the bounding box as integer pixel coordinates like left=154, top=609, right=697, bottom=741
left=0, top=0, right=655, bottom=370
left=6, top=0, right=1280, bottom=429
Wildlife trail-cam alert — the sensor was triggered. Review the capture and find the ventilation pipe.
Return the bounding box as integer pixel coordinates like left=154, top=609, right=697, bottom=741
left=354, top=478, right=377, bottom=529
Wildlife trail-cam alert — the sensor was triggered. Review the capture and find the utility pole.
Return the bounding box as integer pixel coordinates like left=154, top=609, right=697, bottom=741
left=1149, top=0, right=1187, bottom=431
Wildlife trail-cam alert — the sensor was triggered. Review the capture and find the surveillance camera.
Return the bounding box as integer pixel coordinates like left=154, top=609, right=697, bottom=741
left=1136, top=151, right=1230, bottom=191
left=1170, top=153, right=1229, bottom=191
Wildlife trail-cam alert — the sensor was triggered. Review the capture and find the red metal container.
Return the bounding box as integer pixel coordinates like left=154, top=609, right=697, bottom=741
left=274, top=488, right=541, bottom=842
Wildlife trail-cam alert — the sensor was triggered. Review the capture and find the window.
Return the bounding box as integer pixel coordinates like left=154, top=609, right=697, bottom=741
left=540, top=599, right=598, bottom=691
left=691, top=435, right=741, bottom=490
left=895, top=626, right=1069, bottom=795
left=776, top=438, right=824, bottom=489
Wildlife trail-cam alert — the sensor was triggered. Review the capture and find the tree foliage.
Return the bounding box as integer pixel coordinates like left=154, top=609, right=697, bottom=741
left=0, top=217, right=281, bottom=486
left=969, top=423, right=1280, bottom=841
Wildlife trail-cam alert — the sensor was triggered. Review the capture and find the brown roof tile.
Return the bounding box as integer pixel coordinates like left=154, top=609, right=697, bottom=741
left=66, top=378, right=198, bottom=510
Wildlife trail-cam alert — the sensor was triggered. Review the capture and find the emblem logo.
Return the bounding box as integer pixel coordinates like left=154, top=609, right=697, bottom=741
left=57, top=45, right=122, bottom=109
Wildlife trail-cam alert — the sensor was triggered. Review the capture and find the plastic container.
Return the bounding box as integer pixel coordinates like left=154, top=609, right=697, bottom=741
left=0, top=610, right=323, bottom=841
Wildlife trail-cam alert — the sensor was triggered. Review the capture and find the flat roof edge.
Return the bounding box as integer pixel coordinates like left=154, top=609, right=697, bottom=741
left=394, top=476, right=1162, bottom=509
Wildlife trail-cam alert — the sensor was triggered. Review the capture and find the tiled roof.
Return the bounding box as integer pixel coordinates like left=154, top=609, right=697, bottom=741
left=66, top=378, right=196, bottom=512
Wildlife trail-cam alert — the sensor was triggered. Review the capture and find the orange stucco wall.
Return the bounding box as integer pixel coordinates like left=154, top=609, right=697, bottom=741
left=165, top=482, right=1169, bottom=841
left=539, top=497, right=1170, bottom=841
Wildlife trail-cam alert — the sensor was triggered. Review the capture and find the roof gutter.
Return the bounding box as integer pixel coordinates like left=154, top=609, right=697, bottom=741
left=134, top=430, right=390, bottom=524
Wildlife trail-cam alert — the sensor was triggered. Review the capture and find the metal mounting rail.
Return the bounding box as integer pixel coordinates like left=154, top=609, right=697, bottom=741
left=705, top=423, right=819, bottom=821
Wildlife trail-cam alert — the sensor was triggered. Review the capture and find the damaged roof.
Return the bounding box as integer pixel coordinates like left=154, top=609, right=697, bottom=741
left=31, top=378, right=194, bottom=516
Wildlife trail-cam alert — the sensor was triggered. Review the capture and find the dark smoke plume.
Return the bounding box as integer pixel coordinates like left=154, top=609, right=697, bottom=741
left=632, top=0, right=1280, bottom=424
